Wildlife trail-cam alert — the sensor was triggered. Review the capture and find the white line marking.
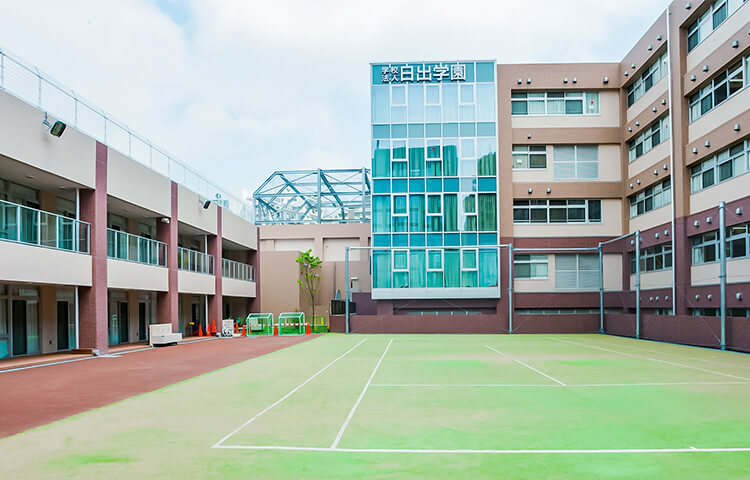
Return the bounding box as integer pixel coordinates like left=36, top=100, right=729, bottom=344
left=485, top=345, right=566, bottom=386
left=0, top=356, right=95, bottom=373
left=331, top=338, right=393, bottom=449
left=213, top=338, right=368, bottom=448
left=551, top=337, right=750, bottom=382
left=600, top=339, right=750, bottom=371
left=214, top=444, right=750, bottom=454
left=370, top=381, right=750, bottom=388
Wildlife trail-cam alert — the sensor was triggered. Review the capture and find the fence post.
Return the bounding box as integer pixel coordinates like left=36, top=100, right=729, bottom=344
left=345, top=247, right=350, bottom=334
left=508, top=244, right=514, bottom=334
left=598, top=243, right=604, bottom=334
left=719, top=201, right=727, bottom=350
left=635, top=230, right=641, bottom=339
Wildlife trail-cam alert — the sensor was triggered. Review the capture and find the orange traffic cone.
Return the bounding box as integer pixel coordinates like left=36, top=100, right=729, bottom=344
left=306, top=323, right=311, bottom=335
left=198, top=324, right=203, bottom=337
left=211, top=322, right=216, bottom=336
left=273, top=324, right=278, bottom=336
left=242, top=325, right=246, bottom=337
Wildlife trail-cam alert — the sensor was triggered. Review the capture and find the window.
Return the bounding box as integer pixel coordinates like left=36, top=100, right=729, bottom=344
left=426, top=195, right=442, bottom=232
left=513, top=199, right=602, bottom=224
left=392, top=195, right=408, bottom=232
left=629, top=178, right=671, bottom=218
left=628, top=116, right=670, bottom=162
left=691, top=222, right=750, bottom=264
left=553, top=145, right=598, bottom=179
left=461, top=249, right=478, bottom=287
left=514, top=254, right=549, bottom=279
left=628, top=52, right=668, bottom=106
left=689, top=57, right=748, bottom=122
left=630, top=243, right=673, bottom=273
left=511, top=91, right=600, bottom=116
left=512, top=145, right=547, bottom=169
left=555, top=254, right=599, bottom=289
left=690, top=140, right=750, bottom=192
left=392, top=250, right=409, bottom=288
left=688, top=0, right=747, bottom=52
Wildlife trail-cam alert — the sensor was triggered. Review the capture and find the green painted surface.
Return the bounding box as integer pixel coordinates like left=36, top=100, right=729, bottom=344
left=1, top=334, right=750, bottom=479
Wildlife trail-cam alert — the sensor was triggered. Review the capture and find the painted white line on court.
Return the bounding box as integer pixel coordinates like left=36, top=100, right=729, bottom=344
left=551, top=337, right=750, bottom=382
left=0, top=356, right=96, bottom=373
left=214, top=444, right=750, bottom=454
left=599, top=340, right=750, bottom=371
left=331, top=338, right=394, bottom=449
left=485, top=345, right=566, bottom=386
left=369, top=381, right=750, bottom=388
left=212, top=338, right=368, bottom=448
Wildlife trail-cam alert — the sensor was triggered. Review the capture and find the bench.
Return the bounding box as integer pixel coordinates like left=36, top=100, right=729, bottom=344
left=149, top=324, right=182, bottom=346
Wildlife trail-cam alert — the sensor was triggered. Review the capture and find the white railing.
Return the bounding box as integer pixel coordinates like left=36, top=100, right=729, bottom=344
left=0, top=199, right=90, bottom=253
left=0, top=45, right=253, bottom=222
left=177, top=247, right=214, bottom=275
left=223, top=258, right=255, bottom=282
left=106, top=229, right=166, bottom=266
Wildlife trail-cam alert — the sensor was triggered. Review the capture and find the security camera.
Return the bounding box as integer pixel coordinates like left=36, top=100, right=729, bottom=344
left=202, top=200, right=211, bottom=209
left=42, top=112, right=66, bottom=138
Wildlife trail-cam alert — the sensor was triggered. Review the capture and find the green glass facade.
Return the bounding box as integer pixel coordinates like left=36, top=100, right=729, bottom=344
left=371, top=61, right=499, bottom=294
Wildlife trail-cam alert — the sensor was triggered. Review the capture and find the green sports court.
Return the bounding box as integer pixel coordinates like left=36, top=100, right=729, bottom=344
left=2, top=333, right=750, bottom=479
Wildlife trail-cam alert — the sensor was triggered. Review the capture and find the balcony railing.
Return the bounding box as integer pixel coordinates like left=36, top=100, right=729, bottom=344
left=177, top=247, right=214, bottom=275
left=106, top=229, right=166, bottom=266
left=0, top=199, right=90, bottom=253
left=223, top=258, right=255, bottom=282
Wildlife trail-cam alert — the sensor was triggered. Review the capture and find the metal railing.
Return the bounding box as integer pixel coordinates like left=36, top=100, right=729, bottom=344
left=222, top=258, right=255, bottom=282
left=177, top=247, right=214, bottom=275
left=0, top=199, right=89, bottom=253
left=106, top=229, right=166, bottom=266
left=0, top=46, right=253, bottom=222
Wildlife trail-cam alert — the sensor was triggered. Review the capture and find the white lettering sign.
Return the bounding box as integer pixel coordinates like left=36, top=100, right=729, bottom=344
left=380, top=63, right=466, bottom=83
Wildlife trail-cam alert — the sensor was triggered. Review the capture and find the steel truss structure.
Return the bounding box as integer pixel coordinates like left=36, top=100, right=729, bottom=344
left=253, top=168, right=371, bottom=225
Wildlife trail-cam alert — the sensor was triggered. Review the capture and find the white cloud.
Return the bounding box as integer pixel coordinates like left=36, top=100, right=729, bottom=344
left=0, top=0, right=669, bottom=197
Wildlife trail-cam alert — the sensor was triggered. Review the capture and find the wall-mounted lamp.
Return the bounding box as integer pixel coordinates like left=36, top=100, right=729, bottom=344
left=686, top=2, right=692, bottom=9
left=694, top=220, right=700, bottom=227
left=664, top=229, right=669, bottom=236
left=706, top=216, right=712, bottom=224
left=628, top=127, right=633, bottom=132
left=563, top=77, right=568, bottom=83
left=42, top=112, right=66, bottom=138
left=546, top=188, right=551, bottom=193
left=527, top=133, right=532, bottom=139
left=517, top=78, right=522, bottom=84
left=603, top=77, right=609, bottom=84
left=734, top=123, right=741, bottom=131
left=663, top=164, right=668, bottom=170
left=657, top=35, right=663, bottom=41
left=736, top=207, right=743, bottom=215
left=160, top=217, right=170, bottom=224
left=692, top=147, right=699, bottom=154
left=737, top=292, right=743, bottom=300
left=661, top=99, right=667, bottom=105
left=653, top=169, right=659, bottom=175
left=704, top=140, right=711, bottom=147
left=707, top=294, right=713, bottom=301
left=732, top=40, right=740, bottom=48
left=572, top=77, right=577, bottom=84
left=648, top=45, right=653, bottom=51
left=526, top=78, right=531, bottom=84
left=652, top=106, right=658, bottom=112
left=528, top=188, right=533, bottom=194
left=635, top=121, right=640, bottom=126
left=690, top=74, right=697, bottom=81
left=629, top=183, right=634, bottom=188
left=702, top=65, right=709, bottom=72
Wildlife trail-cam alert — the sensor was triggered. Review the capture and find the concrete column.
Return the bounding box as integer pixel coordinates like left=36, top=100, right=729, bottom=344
left=78, top=142, right=109, bottom=355
left=156, top=182, right=179, bottom=330
left=207, top=206, right=223, bottom=331
left=39, top=286, right=57, bottom=354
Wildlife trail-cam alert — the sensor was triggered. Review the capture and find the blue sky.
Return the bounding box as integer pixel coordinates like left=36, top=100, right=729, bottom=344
left=0, top=0, right=670, bottom=200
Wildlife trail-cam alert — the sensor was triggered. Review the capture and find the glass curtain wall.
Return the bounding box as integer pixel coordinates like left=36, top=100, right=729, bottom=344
left=371, top=61, right=498, bottom=290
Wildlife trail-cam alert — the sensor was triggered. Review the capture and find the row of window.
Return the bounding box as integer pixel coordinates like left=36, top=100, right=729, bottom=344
left=372, top=141, right=497, bottom=178
left=513, top=199, right=602, bottom=224
left=687, top=0, right=746, bottom=52
left=512, top=145, right=599, bottom=180
left=513, top=254, right=600, bottom=289
left=689, top=57, right=748, bottom=123
left=628, top=116, right=670, bottom=162
left=373, top=248, right=498, bottom=289
left=629, top=178, right=671, bottom=218
left=373, top=194, right=497, bottom=234
left=627, top=52, right=668, bottom=107
left=692, top=308, right=750, bottom=317
left=690, top=140, right=750, bottom=193
left=691, top=222, right=750, bottom=264
left=511, top=92, right=600, bottom=116
left=630, top=243, right=673, bottom=273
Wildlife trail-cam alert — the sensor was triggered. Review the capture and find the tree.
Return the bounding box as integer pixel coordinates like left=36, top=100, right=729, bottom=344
left=296, top=249, right=322, bottom=322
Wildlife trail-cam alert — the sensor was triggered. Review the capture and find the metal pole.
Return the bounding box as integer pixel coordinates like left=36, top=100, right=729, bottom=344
left=508, top=245, right=514, bottom=334
left=317, top=169, right=322, bottom=224
left=345, top=247, right=350, bottom=334
left=719, top=201, right=727, bottom=350
left=635, top=230, right=641, bottom=339
left=598, top=243, right=604, bottom=334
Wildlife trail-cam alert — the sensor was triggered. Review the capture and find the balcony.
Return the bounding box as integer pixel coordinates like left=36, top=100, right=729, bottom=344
left=0, top=199, right=89, bottom=254
left=223, top=258, right=255, bottom=282
left=177, top=247, right=214, bottom=275
left=107, top=229, right=166, bottom=266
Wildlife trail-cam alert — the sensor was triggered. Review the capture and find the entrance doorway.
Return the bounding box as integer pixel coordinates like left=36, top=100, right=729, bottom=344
left=57, top=301, right=69, bottom=350
left=118, top=302, right=129, bottom=344
left=138, top=302, right=147, bottom=341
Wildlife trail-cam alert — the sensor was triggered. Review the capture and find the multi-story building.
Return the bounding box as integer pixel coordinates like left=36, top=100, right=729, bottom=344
left=0, top=50, right=258, bottom=358
left=344, top=0, right=750, bottom=338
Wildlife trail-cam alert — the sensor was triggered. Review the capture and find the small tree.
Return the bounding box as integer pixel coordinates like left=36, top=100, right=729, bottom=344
left=296, top=249, right=322, bottom=321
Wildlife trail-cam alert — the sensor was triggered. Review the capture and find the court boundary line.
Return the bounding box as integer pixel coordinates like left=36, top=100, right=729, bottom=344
left=551, top=337, right=750, bottom=382
left=213, top=445, right=750, bottom=454
left=595, top=337, right=750, bottom=371
left=485, top=345, right=566, bottom=385
left=331, top=338, right=393, bottom=448
left=212, top=338, right=368, bottom=448
left=369, top=381, right=750, bottom=387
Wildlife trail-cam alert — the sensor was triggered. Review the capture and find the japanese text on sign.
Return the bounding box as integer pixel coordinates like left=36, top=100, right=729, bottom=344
left=381, top=64, right=466, bottom=83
